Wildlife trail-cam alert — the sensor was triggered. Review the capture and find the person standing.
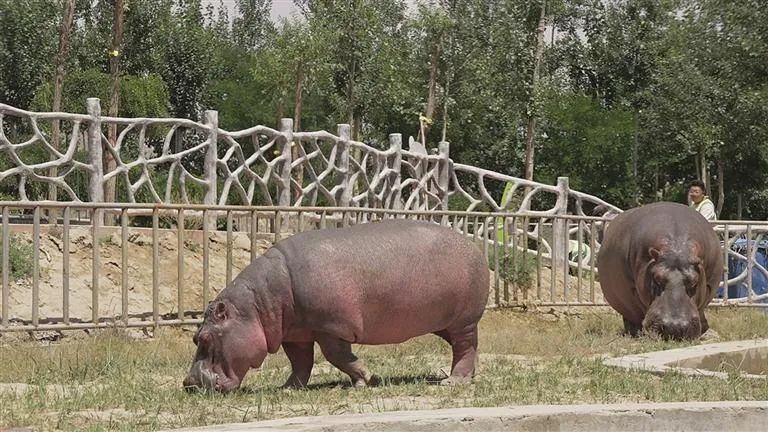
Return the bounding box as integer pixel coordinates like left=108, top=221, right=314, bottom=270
left=688, top=180, right=716, bottom=221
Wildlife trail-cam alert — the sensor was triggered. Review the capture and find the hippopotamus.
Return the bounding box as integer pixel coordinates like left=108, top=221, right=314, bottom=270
left=597, top=202, right=723, bottom=339
left=182, top=219, right=490, bottom=392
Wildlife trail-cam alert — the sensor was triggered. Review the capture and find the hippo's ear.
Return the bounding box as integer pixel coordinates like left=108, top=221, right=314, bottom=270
left=213, top=301, right=229, bottom=322
left=648, top=248, right=661, bottom=261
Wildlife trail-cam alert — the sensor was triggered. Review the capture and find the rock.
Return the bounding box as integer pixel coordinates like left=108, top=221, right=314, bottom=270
left=128, top=232, right=152, bottom=246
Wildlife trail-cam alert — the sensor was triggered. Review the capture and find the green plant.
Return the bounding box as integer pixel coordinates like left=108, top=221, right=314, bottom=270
left=489, top=248, right=537, bottom=290
left=0, top=233, right=34, bottom=279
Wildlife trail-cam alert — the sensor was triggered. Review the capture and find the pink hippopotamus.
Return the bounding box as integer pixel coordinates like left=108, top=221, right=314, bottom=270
left=183, top=219, right=490, bottom=391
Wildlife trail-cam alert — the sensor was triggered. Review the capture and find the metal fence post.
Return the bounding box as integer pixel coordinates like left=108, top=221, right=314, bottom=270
left=388, top=133, right=403, bottom=211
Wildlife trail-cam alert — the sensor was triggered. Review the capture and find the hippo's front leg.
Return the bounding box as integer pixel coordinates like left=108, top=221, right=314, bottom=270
left=281, top=341, right=315, bottom=389
left=623, top=317, right=642, bottom=337
left=315, top=333, right=373, bottom=388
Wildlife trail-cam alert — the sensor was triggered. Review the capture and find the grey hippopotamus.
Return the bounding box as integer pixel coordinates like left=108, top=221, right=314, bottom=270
left=597, top=202, right=723, bottom=339
left=183, top=219, right=490, bottom=392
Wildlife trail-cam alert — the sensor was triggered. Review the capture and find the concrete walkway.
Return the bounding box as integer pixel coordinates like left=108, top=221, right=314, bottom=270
left=166, top=401, right=768, bottom=431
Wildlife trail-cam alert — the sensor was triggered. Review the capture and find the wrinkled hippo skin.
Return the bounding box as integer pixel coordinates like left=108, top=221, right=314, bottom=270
left=183, top=219, right=490, bottom=392
left=597, top=202, right=723, bottom=340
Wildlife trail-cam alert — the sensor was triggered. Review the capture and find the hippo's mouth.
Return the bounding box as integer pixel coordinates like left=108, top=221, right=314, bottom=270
left=184, top=362, right=243, bottom=393
left=643, top=316, right=702, bottom=340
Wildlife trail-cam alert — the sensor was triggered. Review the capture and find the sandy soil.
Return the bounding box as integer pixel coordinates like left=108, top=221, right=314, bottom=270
left=3, top=228, right=273, bottom=323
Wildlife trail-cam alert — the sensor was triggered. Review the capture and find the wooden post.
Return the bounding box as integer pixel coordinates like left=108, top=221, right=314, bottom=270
left=388, top=133, right=402, bottom=210
left=551, top=176, right=569, bottom=286
left=87, top=98, right=104, bottom=226
left=204, top=110, right=218, bottom=206
left=278, top=118, right=293, bottom=207
left=438, top=141, right=450, bottom=225
left=337, top=124, right=351, bottom=208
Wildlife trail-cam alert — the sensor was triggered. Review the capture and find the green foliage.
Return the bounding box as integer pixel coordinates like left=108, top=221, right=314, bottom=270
left=0, top=234, right=34, bottom=279
left=538, top=90, right=637, bottom=207
left=31, top=69, right=170, bottom=117
left=0, top=0, right=59, bottom=109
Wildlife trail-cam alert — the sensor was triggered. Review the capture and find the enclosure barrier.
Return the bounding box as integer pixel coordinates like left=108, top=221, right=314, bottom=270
left=0, top=202, right=765, bottom=333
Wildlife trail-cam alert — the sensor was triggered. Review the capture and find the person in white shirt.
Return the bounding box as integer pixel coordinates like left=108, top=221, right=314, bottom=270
left=688, top=180, right=716, bottom=221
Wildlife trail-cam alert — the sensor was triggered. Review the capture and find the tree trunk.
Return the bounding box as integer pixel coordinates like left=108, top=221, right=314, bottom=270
left=716, top=158, right=724, bottom=217
left=48, top=0, right=76, bottom=219
left=421, top=36, right=441, bottom=144
left=699, top=149, right=708, bottom=191
left=292, top=66, right=305, bottom=202
left=105, top=0, right=125, bottom=224
left=523, top=0, right=547, bottom=182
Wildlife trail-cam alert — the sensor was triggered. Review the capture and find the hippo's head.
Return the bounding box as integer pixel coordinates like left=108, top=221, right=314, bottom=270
left=640, top=245, right=708, bottom=340
left=183, top=298, right=267, bottom=393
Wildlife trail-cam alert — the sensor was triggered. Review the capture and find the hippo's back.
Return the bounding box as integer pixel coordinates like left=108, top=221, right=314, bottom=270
left=274, top=219, right=490, bottom=344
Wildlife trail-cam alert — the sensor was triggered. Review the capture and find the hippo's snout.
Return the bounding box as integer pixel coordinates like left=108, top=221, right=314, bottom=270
left=644, top=312, right=701, bottom=340
left=183, top=362, right=218, bottom=392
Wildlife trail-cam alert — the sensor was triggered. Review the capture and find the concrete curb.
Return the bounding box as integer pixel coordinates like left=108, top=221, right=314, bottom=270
left=604, top=339, right=768, bottom=379
left=165, top=401, right=768, bottom=431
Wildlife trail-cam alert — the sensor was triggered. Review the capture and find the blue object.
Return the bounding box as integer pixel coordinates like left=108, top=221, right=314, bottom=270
left=718, top=238, right=768, bottom=303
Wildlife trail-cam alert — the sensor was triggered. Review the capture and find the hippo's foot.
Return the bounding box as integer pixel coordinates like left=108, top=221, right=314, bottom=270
left=442, top=324, right=479, bottom=385
left=315, top=333, right=373, bottom=389
left=623, top=317, right=642, bottom=337
left=439, top=375, right=472, bottom=386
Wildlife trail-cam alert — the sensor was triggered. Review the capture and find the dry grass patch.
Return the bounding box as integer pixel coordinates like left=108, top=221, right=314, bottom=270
left=1, top=308, right=768, bottom=431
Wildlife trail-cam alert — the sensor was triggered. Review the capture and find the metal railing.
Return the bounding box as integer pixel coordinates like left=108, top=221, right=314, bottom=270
left=1, top=202, right=764, bottom=333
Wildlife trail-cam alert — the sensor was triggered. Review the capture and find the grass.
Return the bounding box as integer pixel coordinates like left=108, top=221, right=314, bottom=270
left=1, top=308, right=768, bottom=431
left=0, top=233, right=34, bottom=279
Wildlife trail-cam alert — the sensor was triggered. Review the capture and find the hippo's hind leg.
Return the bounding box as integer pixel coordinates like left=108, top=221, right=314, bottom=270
left=439, top=323, right=479, bottom=386
left=281, top=341, right=315, bottom=389
left=623, top=317, right=642, bottom=337
left=315, top=333, right=373, bottom=388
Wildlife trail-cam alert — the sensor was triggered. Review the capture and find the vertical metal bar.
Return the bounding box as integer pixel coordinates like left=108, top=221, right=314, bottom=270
left=482, top=217, right=489, bottom=260
left=1, top=207, right=8, bottom=328
left=92, top=207, right=101, bottom=324
left=563, top=218, right=570, bottom=305
left=178, top=208, right=185, bottom=321
left=320, top=210, right=327, bottom=230
left=32, top=207, right=40, bottom=327
left=747, top=224, right=753, bottom=303
left=589, top=220, right=596, bottom=304
left=63, top=207, right=70, bottom=325
left=121, top=208, right=128, bottom=326
left=226, top=210, right=233, bottom=285
left=510, top=215, right=517, bottom=302
left=274, top=210, right=282, bottom=242
left=537, top=218, right=542, bottom=301
left=203, top=209, right=210, bottom=308
left=501, top=215, right=509, bottom=303
left=493, top=217, right=500, bottom=306
left=722, top=224, right=730, bottom=302
left=577, top=219, right=584, bottom=303
left=152, top=207, right=159, bottom=330
left=297, top=211, right=304, bottom=232
left=473, top=215, right=479, bottom=247
left=250, top=209, right=257, bottom=263
left=550, top=218, right=556, bottom=303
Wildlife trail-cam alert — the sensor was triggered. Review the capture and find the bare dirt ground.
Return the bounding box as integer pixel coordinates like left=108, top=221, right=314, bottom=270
left=3, top=228, right=273, bottom=323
